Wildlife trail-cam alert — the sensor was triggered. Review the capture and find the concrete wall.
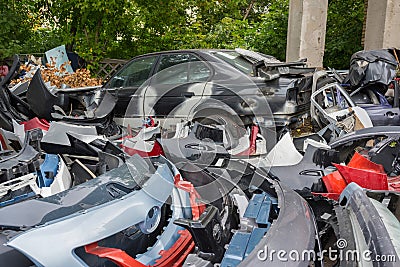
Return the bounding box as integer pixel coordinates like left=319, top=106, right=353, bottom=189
left=286, top=0, right=328, bottom=68
left=364, top=0, right=400, bottom=50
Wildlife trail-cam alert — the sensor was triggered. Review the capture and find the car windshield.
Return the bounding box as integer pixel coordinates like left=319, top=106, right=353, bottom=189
left=213, top=51, right=254, bottom=75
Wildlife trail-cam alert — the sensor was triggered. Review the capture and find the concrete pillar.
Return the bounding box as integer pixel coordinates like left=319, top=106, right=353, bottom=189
left=364, top=0, right=400, bottom=50
left=286, top=0, right=328, bottom=68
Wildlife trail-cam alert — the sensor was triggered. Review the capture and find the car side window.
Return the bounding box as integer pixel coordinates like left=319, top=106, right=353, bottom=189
left=315, top=84, right=350, bottom=114
left=189, top=61, right=211, bottom=82
left=106, top=56, right=158, bottom=88
left=154, top=53, right=210, bottom=84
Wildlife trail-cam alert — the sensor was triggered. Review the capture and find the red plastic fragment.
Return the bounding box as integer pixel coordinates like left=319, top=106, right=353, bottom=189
left=236, top=124, right=259, bottom=156
left=84, top=242, right=147, bottom=267
left=347, top=152, right=385, bottom=173
left=321, top=152, right=394, bottom=200
left=388, top=176, right=400, bottom=191
left=333, top=163, right=389, bottom=190
left=174, top=174, right=206, bottom=220
left=85, top=230, right=195, bottom=267
left=322, top=171, right=347, bottom=194
left=21, top=117, right=50, bottom=131
left=312, top=192, right=341, bottom=201
left=121, top=140, right=164, bottom=157
left=154, top=230, right=195, bottom=267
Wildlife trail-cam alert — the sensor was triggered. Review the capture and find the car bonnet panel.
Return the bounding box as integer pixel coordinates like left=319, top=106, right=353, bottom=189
left=6, top=158, right=175, bottom=267
left=0, top=155, right=150, bottom=228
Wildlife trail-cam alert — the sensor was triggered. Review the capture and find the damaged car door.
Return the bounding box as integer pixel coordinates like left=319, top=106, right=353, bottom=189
left=350, top=85, right=400, bottom=126
left=103, top=55, right=159, bottom=117
left=141, top=52, right=210, bottom=124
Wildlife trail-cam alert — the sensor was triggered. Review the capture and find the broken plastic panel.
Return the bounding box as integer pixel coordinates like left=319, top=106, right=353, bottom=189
left=267, top=145, right=338, bottom=191
left=320, top=152, right=400, bottom=200
left=0, top=129, right=42, bottom=183
left=5, top=156, right=183, bottom=266
left=21, top=117, right=50, bottom=132
left=338, top=183, right=400, bottom=265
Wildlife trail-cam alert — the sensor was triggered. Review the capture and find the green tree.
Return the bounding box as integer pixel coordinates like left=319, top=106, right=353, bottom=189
left=37, top=0, right=135, bottom=69
left=0, top=1, right=37, bottom=59
left=1, top=0, right=366, bottom=72
left=324, top=0, right=364, bottom=69
left=249, top=0, right=289, bottom=61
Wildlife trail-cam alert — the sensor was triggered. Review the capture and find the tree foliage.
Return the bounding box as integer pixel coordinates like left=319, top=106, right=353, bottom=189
left=2, top=0, right=364, bottom=70
left=0, top=1, right=38, bottom=59
left=324, top=0, right=365, bottom=69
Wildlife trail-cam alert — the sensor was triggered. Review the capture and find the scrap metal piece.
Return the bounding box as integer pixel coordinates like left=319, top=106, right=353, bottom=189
left=37, top=155, right=72, bottom=198
left=182, top=254, right=213, bottom=267
left=160, top=123, right=230, bottom=168
left=266, top=145, right=337, bottom=191
left=51, top=92, right=116, bottom=122
left=0, top=155, right=149, bottom=229
left=263, top=132, right=302, bottom=167
left=0, top=173, right=37, bottom=201
left=37, top=154, right=59, bottom=187
left=240, top=183, right=318, bottom=266
left=231, top=192, right=257, bottom=232
left=220, top=232, right=251, bottom=267
left=21, top=117, right=50, bottom=132
left=83, top=171, right=202, bottom=267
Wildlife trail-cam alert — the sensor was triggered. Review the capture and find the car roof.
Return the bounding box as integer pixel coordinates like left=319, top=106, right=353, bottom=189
left=128, top=49, right=241, bottom=58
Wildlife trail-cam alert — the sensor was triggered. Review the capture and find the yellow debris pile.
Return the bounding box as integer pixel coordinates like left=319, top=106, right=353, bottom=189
left=11, top=61, right=103, bottom=88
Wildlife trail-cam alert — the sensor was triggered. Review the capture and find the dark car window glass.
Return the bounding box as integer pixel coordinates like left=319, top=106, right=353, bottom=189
left=213, top=51, right=253, bottom=75
left=155, top=54, right=210, bottom=84
left=107, top=56, right=157, bottom=88
left=189, top=61, right=211, bottom=82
